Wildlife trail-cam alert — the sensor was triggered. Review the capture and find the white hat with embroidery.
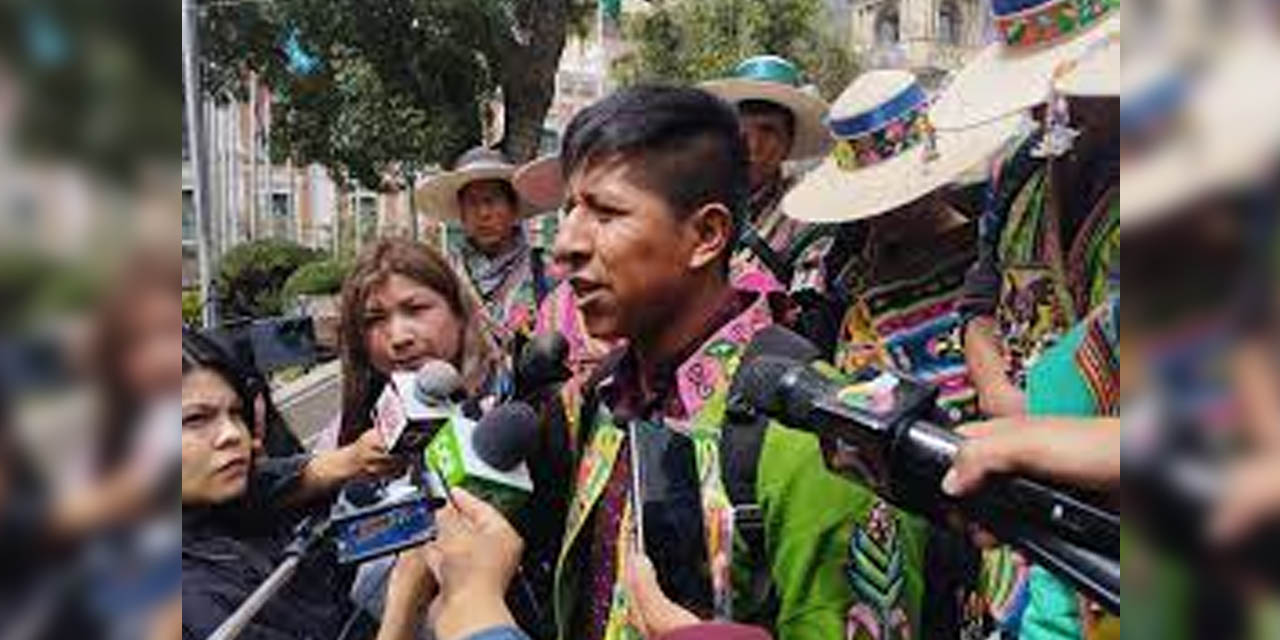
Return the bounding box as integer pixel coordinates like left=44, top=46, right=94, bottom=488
left=783, top=70, right=1023, bottom=223
left=931, top=0, right=1121, bottom=130
left=700, top=55, right=832, bottom=160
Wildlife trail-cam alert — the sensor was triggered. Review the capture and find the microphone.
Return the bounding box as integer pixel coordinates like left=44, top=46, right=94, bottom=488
left=422, top=400, right=539, bottom=516
left=514, top=332, right=571, bottom=401
left=329, top=480, right=439, bottom=565
left=732, top=349, right=1122, bottom=613
left=330, top=359, right=467, bottom=566
left=330, top=398, right=542, bottom=567
left=372, top=359, right=463, bottom=454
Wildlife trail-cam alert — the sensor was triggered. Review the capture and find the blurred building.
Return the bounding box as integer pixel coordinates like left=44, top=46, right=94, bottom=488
left=180, top=77, right=429, bottom=288
left=541, top=0, right=652, bottom=147
left=847, top=0, right=995, bottom=88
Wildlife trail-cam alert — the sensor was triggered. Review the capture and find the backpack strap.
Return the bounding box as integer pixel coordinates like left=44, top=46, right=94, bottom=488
left=574, top=338, right=779, bottom=622
left=715, top=326, right=808, bottom=625
left=530, top=247, right=551, bottom=307
left=739, top=223, right=794, bottom=286
left=784, top=223, right=837, bottom=265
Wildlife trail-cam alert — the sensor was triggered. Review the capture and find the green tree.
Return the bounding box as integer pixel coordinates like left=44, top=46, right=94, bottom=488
left=612, top=0, right=857, bottom=100
left=199, top=0, right=593, bottom=201
left=0, top=1, right=178, bottom=182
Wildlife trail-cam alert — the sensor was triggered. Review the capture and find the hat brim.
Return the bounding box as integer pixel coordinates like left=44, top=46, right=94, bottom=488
left=932, top=14, right=1121, bottom=130
left=513, top=155, right=565, bottom=213
left=414, top=166, right=539, bottom=221
left=700, top=79, right=832, bottom=160
left=1055, top=32, right=1121, bottom=97
left=783, top=114, right=1025, bottom=223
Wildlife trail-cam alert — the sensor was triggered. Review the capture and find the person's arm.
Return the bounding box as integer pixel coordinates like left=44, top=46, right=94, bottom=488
left=941, top=416, right=1122, bottom=497
left=963, top=316, right=1026, bottom=417
left=424, top=489, right=525, bottom=640
left=281, top=428, right=403, bottom=508
left=957, top=181, right=1024, bottom=418
left=374, top=547, right=438, bottom=640
left=1209, top=451, right=1280, bottom=547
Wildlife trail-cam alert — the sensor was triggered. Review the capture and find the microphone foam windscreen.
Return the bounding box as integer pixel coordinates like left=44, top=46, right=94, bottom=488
left=472, top=401, right=540, bottom=471
left=518, top=332, right=572, bottom=388
left=415, top=359, right=462, bottom=401
left=343, top=479, right=383, bottom=508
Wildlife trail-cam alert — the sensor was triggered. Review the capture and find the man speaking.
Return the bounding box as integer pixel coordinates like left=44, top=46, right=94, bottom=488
left=548, top=85, right=870, bottom=640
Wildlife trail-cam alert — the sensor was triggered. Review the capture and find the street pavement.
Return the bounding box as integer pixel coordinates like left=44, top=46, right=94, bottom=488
left=274, top=359, right=342, bottom=450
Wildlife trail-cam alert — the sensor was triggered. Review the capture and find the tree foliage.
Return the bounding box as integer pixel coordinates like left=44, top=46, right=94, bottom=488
left=612, top=0, right=858, bottom=101
left=199, top=0, right=593, bottom=193
left=0, top=1, right=178, bottom=182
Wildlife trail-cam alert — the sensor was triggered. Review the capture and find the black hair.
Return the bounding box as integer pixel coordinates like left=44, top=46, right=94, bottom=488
left=182, top=327, right=253, bottom=428
left=739, top=99, right=796, bottom=142
left=560, top=84, right=749, bottom=266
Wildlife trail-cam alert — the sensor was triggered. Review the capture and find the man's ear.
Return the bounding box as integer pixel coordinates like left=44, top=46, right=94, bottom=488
left=686, top=202, right=734, bottom=271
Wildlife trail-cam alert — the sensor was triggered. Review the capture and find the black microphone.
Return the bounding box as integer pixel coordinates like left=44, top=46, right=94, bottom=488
left=472, top=401, right=541, bottom=471
left=514, top=332, right=571, bottom=401
left=732, top=350, right=1122, bottom=613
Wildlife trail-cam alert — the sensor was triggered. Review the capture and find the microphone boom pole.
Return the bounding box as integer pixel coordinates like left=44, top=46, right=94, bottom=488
left=206, top=516, right=331, bottom=640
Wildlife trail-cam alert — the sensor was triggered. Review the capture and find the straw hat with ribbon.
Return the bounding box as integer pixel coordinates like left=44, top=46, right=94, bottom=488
left=700, top=55, right=832, bottom=160
left=930, top=0, right=1121, bottom=130
left=782, top=70, right=1023, bottom=223
left=415, top=147, right=540, bottom=221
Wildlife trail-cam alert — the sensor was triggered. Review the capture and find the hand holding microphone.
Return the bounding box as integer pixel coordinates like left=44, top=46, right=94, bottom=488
left=345, top=428, right=403, bottom=479
left=940, top=418, right=1120, bottom=550
left=372, top=487, right=527, bottom=640
left=424, top=488, right=525, bottom=640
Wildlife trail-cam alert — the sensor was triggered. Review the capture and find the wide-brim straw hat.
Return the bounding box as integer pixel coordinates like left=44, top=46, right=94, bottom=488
left=512, top=153, right=565, bottom=213
left=783, top=70, right=1024, bottom=223
left=931, top=0, right=1121, bottom=130
left=414, top=147, right=540, bottom=221
left=700, top=55, right=832, bottom=160
left=1054, top=24, right=1121, bottom=97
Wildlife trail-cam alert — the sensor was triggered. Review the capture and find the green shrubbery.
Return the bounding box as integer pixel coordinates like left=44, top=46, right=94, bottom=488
left=282, top=258, right=350, bottom=301
left=216, top=239, right=323, bottom=321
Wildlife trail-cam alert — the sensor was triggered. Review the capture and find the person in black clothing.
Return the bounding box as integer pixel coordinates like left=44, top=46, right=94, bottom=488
left=181, top=330, right=435, bottom=640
